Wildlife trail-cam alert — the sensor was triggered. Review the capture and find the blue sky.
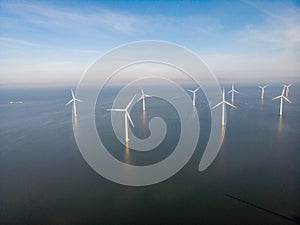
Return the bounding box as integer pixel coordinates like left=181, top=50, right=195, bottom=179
left=0, top=0, right=299, bottom=85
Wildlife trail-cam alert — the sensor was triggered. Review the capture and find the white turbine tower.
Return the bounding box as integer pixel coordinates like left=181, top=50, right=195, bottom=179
left=138, top=88, right=152, bottom=111
left=187, top=87, right=200, bottom=106
left=258, top=84, right=268, bottom=100
left=227, top=83, right=239, bottom=103
left=66, top=89, right=83, bottom=117
left=212, top=88, right=237, bottom=127
left=107, top=95, right=135, bottom=144
left=272, top=86, right=292, bottom=117
left=284, top=84, right=292, bottom=98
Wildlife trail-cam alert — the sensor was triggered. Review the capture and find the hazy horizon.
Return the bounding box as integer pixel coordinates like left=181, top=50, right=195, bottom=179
left=1, top=0, right=300, bottom=85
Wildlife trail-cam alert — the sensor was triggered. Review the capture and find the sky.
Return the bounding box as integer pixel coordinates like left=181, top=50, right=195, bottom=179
left=0, top=0, right=299, bottom=85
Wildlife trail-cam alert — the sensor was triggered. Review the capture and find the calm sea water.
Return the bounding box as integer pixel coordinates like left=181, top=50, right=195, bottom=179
left=0, top=83, right=299, bottom=224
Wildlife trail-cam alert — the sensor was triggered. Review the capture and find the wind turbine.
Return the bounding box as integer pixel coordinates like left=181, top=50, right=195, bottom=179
left=272, top=86, right=292, bottom=117
left=138, top=88, right=152, bottom=111
left=212, top=88, right=237, bottom=127
left=258, top=84, right=268, bottom=100
left=66, top=89, right=83, bottom=117
left=284, top=84, right=292, bottom=98
left=107, top=95, right=135, bottom=144
left=187, top=87, right=200, bottom=106
left=227, top=83, right=239, bottom=103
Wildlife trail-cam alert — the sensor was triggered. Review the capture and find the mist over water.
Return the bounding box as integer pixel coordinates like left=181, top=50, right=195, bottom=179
left=0, top=83, right=299, bottom=224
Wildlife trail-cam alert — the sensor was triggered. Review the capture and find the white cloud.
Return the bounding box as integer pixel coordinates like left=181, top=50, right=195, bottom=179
left=0, top=36, right=100, bottom=55
left=0, top=1, right=143, bottom=33
left=204, top=1, right=300, bottom=80
left=239, top=1, right=300, bottom=50
left=0, top=37, right=40, bottom=47
left=0, top=1, right=223, bottom=35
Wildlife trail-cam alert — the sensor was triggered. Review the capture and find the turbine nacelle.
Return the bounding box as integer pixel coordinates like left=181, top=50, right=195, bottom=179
left=187, top=87, right=200, bottom=106
left=66, top=89, right=83, bottom=117
left=212, top=88, right=236, bottom=127
left=258, top=84, right=268, bottom=89
left=258, top=84, right=268, bottom=99
left=227, top=84, right=239, bottom=103
left=187, top=87, right=200, bottom=94
left=107, top=95, right=136, bottom=143
left=283, top=83, right=292, bottom=98
left=138, top=88, right=152, bottom=111
left=272, top=86, right=292, bottom=116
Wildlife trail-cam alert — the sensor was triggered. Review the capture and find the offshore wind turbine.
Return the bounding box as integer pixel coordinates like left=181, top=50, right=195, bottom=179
left=66, top=89, right=83, bottom=117
left=258, top=84, right=268, bottom=100
left=227, top=83, right=239, bottom=103
left=107, top=96, right=135, bottom=144
left=138, top=88, right=152, bottom=111
left=284, top=84, right=292, bottom=98
left=187, top=87, right=200, bottom=106
left=212, top=88, right=237, bottom=127
left=272, top=86, right=292, bottom=117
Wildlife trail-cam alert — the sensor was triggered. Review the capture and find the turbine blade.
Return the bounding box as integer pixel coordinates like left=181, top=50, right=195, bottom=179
left=284, top=84, right=292, bottom=88
left=224, top=101, right=237, bottom=108
left=272, top=96, right=281, bottom=100
left=71, top=89, right=75, bottom=98
left=281, top=87, right=286, bottom=95
left=126, top=111, right=134, bottom=127
left=211, top=101, right=223, bottom=109
left=282, top=96, right=292, bottom=103
left=126, top=95, right=136, bottom=110
left=227, top=90, right=233, bottom=94
left=107, top=109, right=124, bottom=112
left=75, top=98, right=83, bottom=102
left=263, top=85, right=268, bottom=88
left=144, top=94, right=152, bottom=97
left=194, top=87, right=200, bottom=92
left=66, top=99, right=73, bottom=106
left=258, top=85, right=263, bottom=89
left=137, top=96, right=143, bottom=102
left=141, top=88, right=144, bottom=96
left=187, top=89, right=193, bottom=93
